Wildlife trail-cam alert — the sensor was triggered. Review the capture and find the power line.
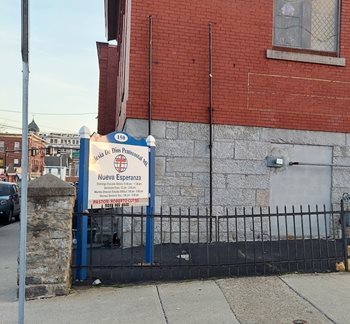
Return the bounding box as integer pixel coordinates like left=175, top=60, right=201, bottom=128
left=0, top=121, right=80, bottom=133
left=0, top=108, right=97, bottom=116
left=0, top=124, right=22, bottom=130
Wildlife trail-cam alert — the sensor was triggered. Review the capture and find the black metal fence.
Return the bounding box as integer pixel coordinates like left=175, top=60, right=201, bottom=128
left=72, top=203, right=349, bottom=284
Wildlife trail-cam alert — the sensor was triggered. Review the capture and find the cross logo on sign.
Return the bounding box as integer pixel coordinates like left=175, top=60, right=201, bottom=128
left=114, top=154, right=128, bottom=173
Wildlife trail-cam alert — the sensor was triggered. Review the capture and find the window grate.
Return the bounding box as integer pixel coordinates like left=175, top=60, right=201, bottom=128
left=274, top=0, right=339, bottom=53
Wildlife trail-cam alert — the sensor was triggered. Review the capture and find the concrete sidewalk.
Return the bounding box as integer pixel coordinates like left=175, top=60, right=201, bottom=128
left=1, top=223, right=350, bottom=324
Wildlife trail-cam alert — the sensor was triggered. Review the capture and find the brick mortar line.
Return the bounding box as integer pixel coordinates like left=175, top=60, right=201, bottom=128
left=278, top=276, right=336, bottom=324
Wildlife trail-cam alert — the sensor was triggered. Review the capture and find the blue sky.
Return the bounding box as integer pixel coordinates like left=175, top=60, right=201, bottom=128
left=0, top=0, right=106, bottom=134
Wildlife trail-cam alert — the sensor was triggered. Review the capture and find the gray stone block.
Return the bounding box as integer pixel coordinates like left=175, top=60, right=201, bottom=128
left=261, top=128, right=345, bottom=146
left=181, top=187, right=205, bottom=197
left=235, top=141, right=270, bottom=160
left=156, top=186, right=180, bottom=196
left=175, top=172, right=193, bottom=177
left=178, top=122, right=209, bottom=140
left=214, top=125, right=260, bottom=141
left=213, top=142, right=235, bottom=159
left=194, top=140, right=209, bottom=157
left=333, top=157, right=350, bottom=166
left=191, top=173, right=226, bottom=189
left=211, top=189, right=256, bottom=206
left=213, top=174, right=226, bottom=189
left=256, top=189, right=270, bottom=207
left=25, top=285, right=48, bottom=300
left=162, top=195, right=198, bottom=207
left=166, top=121, right=178, bottom=139
left=166, top=121, right=178, bottom=129
left=192, top=173, right=209, bottom=188
left=333, top=146, right=350, bottom=157
left=167, top=158, right=210, bottom=173
left=156, top=175, right=192, bottom=187
left=333, top=168, right=350, bottom=187
left=227, top=174, right=269, bottom=189
left=331, top=187, right=350, bottom=203
left=157, top=139, right=194, bottom=157
left=166, top=127, right=178, bottom=139
left=155, top=157, right=166, bottom=176
left=214, top=159, right=267, bottom=175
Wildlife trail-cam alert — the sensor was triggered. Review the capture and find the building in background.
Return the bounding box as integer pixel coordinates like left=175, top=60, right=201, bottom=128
left=0, top=132, right=47, bottom=181
left=40, top=132, right=80, bottom=154
left=39, top=132, right=80, bottom=179
left=97, top=0, right=350, bottom=213
left=43, top=154, right=70, bottom=181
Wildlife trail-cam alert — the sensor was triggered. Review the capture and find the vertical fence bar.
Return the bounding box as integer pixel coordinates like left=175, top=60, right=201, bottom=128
left=276, top=206, right=281, bottom=272
left=268, top=206, right=272, bottom=263
left=206, top=208, right=210, bottom=277
left=243, top=208, right=247, bottom=275
left=226, top=208, right=230, bottom=267
left=331, top=205, right=338, bottom=260
left=300, top=205, right=306, bottom=272
left=179, top=208, right=182, bottom=266
left=323, top=205, right=330, bottom=269
left=260, top=207, right=265, bottom=275
left=188, top=208, right=191, bottom=270
left=316, top=205, right=322, bottom=270
left=235, top=208, right=239, bottom=275
left=340, top=200, right=349, bottom=271
left=292, top=205, right=297, bottom=271
left=284, top=206, right=290, bottom=272
left=197, top=208, right=200, bottom=244
left=252, top=208, right=256, bottom=274
left=131, top=210, right=134, bottom=262
left=308, top=205, right=315, bottom=272
left=160, top=207, right=163, bottom=264
left=141, top=207, right=144, bottom=248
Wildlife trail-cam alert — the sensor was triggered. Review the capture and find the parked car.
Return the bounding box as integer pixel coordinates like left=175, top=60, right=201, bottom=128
left=0, top=182, right=20, bottom=223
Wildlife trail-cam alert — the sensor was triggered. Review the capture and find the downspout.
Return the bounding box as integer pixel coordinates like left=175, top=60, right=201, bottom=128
left=209, top=23, right=213, bottom=242
left=148, top=16, right=153, bottom=135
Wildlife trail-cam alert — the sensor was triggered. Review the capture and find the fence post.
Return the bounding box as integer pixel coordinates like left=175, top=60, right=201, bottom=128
left=75, top=126, right=90, bottom=280
left=145, top=135, right=156, bottom=263
left=340, top=200, right=349, bottom=272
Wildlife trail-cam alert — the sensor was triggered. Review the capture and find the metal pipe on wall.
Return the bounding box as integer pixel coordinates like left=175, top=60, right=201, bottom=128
left=148, top=16, right=153, bottom=135
left=209, top=23, right=213, bottom=242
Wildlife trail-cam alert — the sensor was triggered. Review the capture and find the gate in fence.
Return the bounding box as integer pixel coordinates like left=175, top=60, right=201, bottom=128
left=72, top=202, right=349, bottom=284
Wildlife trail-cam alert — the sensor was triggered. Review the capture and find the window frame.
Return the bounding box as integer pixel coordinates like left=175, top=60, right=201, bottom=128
left=273, top=0, right=341, bottom=57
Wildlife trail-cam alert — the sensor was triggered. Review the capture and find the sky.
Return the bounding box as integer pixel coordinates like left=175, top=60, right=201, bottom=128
left=0, top=0, right=106, bottom=134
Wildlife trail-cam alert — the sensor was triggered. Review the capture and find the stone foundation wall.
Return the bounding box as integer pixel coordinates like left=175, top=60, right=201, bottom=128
left=25, top=174, right=75, bottom=299
left=125, top=119, right=350, bottom=213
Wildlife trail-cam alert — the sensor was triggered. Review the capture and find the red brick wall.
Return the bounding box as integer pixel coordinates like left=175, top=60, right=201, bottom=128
left=97, top=42, right=119, bottom=135
left=122, top=0, right=350, bottom=132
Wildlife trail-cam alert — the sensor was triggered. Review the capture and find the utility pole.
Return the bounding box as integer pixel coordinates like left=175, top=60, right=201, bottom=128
left=19, top=1, right=29, bottom=323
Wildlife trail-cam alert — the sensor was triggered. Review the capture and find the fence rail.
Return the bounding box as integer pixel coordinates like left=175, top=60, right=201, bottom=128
left=72, top=203, right=349, bottom=284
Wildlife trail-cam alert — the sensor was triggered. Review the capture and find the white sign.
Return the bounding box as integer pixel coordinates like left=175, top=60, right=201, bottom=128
left=88, top=137, right=149, bottom=208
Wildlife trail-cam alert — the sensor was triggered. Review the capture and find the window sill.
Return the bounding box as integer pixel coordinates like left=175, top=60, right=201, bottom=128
left=266, top=49, right=346, bottom=67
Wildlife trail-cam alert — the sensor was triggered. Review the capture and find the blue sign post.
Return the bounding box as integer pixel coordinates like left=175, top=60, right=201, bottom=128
left=76, top=129, right=156, bottom=279
left=76, top=126, right=90, bottom=281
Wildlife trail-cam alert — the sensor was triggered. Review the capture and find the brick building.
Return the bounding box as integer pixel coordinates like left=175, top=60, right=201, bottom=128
left=97, top=0, right=350, bottom=213
left=0, top=133, right=47, bottom=181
